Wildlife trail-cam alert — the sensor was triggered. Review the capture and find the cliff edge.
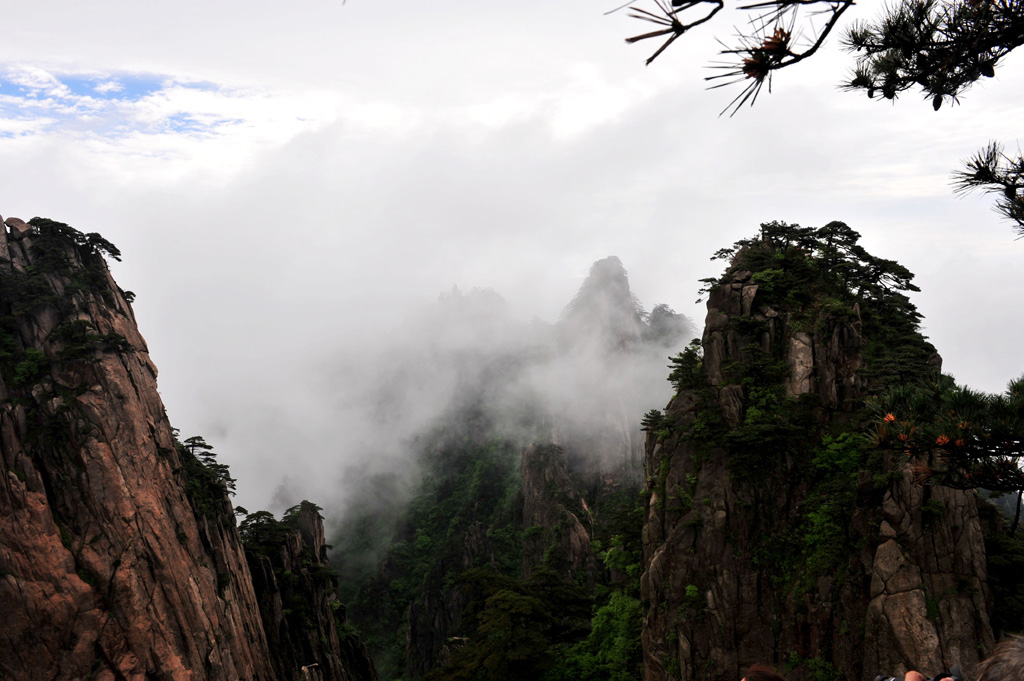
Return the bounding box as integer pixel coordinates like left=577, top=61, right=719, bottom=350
left=641, top=222, right=993, bottom=681
left=0, top=216, right=374, bottom=681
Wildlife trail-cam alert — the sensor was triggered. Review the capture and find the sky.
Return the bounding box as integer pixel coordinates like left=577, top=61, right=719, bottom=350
left=1, top=0, right=1022, bottom=514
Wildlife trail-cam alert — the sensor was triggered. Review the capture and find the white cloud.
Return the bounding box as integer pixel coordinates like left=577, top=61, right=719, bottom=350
left=0, top=115, right=54, bottom=135
left=0, top=0, right=1021, bottom=514
left=4, top=64, right=68, bottom=94
left=93, top=80, right=123, bottom=94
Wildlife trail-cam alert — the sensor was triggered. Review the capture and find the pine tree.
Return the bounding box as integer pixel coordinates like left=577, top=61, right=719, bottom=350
left=621, top=0, right=1024, bottom=233
left=866, top=375, right=1024, bottom=535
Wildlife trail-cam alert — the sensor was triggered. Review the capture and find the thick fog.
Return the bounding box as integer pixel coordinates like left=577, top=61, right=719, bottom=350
left=263, top=256, right=695, bottom=517
left=1, top=0, right=1023, bottom=514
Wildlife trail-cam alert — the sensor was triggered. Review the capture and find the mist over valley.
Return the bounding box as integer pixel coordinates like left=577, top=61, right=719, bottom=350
left=2, top=2, right=1024, bottom=680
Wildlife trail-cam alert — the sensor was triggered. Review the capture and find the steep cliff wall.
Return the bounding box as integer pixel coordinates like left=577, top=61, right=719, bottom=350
left=641, top=225, right=993, bottom=681
left=244, top=501, right=376, bottom=681
left=0, top=217, right=277, bottom=680
left=521, top=443, right=597, bottom=584
left=0, top=216, right=373, bottom=681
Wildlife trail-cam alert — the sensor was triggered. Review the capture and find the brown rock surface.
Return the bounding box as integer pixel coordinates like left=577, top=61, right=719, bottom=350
left=0, top=219, right=276, bottom=680
left=0, top=218, right=372, bottom=681
left=4, top=217, right=31, bottom=240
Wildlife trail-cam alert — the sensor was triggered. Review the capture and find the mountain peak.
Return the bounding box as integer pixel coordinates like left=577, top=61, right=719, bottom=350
left=560, top=256, right=645, bottom=353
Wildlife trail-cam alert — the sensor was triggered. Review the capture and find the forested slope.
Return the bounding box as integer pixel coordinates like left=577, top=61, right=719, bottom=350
left=641, top=221, right=1022, bottom=681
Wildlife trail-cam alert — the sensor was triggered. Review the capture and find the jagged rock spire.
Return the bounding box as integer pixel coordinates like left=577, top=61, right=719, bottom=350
left=560, top=256, right=647, bottom=354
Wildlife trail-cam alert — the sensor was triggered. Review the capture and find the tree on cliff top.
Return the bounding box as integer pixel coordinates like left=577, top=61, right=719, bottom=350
left=621, top=0, right=1024, bottom=234
left=698, top=220, right=937, bottom=385
left=701, top=220, right=922, bottom=316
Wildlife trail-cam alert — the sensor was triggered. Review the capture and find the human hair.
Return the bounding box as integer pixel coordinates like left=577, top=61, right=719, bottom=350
left=976, top=636, right=1024, bottom=681
left=744, top=664, right=787, bottom=681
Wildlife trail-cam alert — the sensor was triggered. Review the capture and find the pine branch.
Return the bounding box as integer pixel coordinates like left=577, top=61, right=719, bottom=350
left=626, top=0, right=726, bottom=65
left=952, top=142, right=1024, bottom=236
left=840, top=0, right=1024, bottom=107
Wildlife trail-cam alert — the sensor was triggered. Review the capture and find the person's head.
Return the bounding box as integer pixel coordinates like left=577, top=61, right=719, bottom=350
left=743, top=664, right=787, bottom=681
left=977, top=636, right=1024, bottom=681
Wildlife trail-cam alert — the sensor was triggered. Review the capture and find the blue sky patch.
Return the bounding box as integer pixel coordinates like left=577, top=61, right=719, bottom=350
left=165, top=112, right=244, bottom=134
left=59, top=73, right=167, bottom=101
left=175, top=80, right=219, bottom=92
left=0, top=65, right=248, bottom=139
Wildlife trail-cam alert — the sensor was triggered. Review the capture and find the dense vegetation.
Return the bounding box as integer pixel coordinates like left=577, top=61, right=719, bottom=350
left=332, top=403, right=647, bottom=681
left=699, top=220, right=937, bottom=386
left=866, top=376, right=1024, bottom=518
left=982, top=502, right=1024, bottom=636
left=644, top=221, right=1024, bottom=679
left=333, top=414, right=526, bottom=679
left=331, top=222, right=1024, bottom=681
left=240, top=502, right=343, bottom=622
left=173, top=433, right=238, bottom=521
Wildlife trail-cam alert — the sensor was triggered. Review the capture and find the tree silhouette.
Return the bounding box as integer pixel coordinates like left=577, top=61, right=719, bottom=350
left=626, top=0, right=854, bottom=112
left=621, top=0, right=1024, bottom=233
left=952, top=142, right=1024, bottom=235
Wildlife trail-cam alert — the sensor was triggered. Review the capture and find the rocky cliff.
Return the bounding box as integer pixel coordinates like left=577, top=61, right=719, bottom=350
left=521, top=443, right=597, bottom=584
left=641, top=223, right=993, bottom=681
left=243, top=501, right=376, bottom=681
left=0, top=216, right=373, bottom=681
left=557, top=256, right=693, bottom=483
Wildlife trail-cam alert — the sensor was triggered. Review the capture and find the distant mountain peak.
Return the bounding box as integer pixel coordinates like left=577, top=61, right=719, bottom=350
left=560, top=256, right=646, bottom=353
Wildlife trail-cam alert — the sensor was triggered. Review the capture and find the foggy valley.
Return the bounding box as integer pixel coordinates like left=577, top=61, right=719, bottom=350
left=1, top=1, right=1024, bottom=681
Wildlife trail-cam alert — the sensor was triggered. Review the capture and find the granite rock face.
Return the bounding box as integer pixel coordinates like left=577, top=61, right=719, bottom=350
left=0, top=218, right=277, bottom=680
left=246, top=501, right=376, bottom=681
left=0, top=217, right=373, bottom=681
left=701, top=270, right=865, bottom=411
left=521, top=443, right=597, bottom=584
left=640, top=267, right=993, bottom=681
left=862, top=473, right=993, bottom=675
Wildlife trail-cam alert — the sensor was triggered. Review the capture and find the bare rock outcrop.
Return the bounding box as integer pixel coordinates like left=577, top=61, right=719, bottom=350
left=862, top=469, right=993, bottom=674
left=640, top=263, right=992, bottom=681
left=702, top=269, right=865, bottom=412
left=0, top=218, right=278, bottom=680
left=245, top=501, right=377, bottom=681
left=521, top=443, right=597, bottom=584
left=0, top=218, right=374, bottom=681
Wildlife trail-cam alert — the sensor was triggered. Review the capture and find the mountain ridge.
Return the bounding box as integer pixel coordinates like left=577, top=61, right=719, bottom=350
left=0, top=216, right=374, bottom=681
